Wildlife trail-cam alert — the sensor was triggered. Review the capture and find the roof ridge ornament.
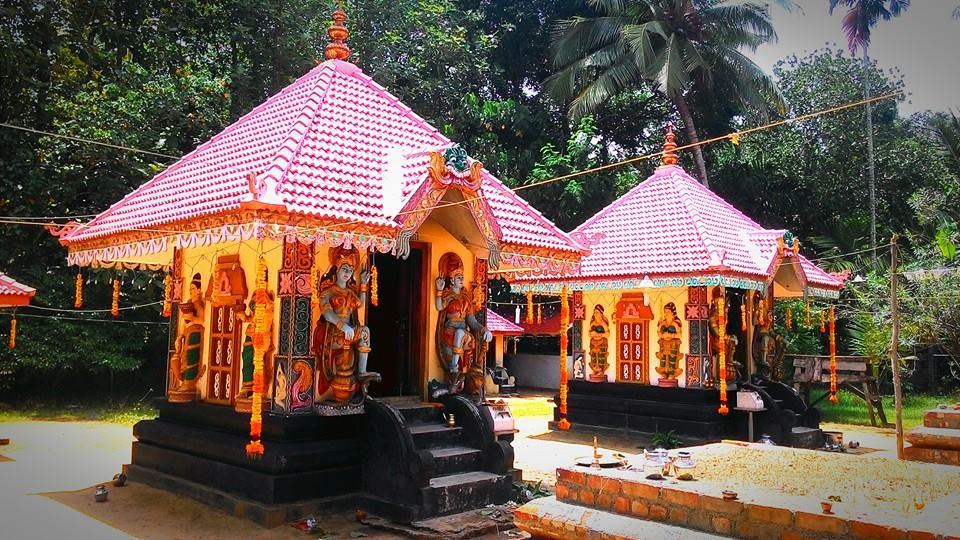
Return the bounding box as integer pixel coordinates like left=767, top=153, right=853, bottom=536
left=659, top=123, right=678, bottom=167
left=324, top=0, right=351, bottom=61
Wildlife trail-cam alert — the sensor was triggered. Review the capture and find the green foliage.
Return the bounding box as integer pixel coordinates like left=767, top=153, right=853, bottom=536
left=773, top=300, right=822, bottom=356
left=650, top=430, right=682, bottom=449
left=818, top=388, right=954, bottom=428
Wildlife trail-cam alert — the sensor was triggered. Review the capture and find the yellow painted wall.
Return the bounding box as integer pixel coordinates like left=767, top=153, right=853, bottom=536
left=175, top=238, right=283, bottom=402
left=581, top=286, right=690, bottom=387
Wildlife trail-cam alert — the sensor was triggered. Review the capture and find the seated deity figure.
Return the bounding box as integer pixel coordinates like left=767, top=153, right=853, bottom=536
left=435, top=253, right=492, bottom=395
left=235, top=267, right=276, bottom=404
left=655, top=302, right=683, bottom=384
left=313, top=246, right=380, bottom=406
left=169, top=274, right=206, bottom=402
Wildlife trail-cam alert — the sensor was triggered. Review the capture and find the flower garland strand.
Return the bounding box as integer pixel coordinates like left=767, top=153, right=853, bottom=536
left=370, top=263, right=379, bottom=306
left=246, top=257, right=268, bottom=459
left=717, top=287, right=729, bottom=415
left=161, top=273, right=173, bottom=318
left=740, top=293, right=748, bottom=331
left=8, top=317, right=16, bottom=349
left=536, top=303, right=542, bottom=324
left=310, top=257, right=320, bottom=316
left=829, top=305, right=838, bottom=404
left=805, top=301, right=812, bottom=328
left=819, top=309, right=826, bottom=333
left=526, top=292, right=534, bottom=324
left=111, top=278, right=120, bottom=317
left=74, top=272, right=83, bottom=308
left=558, top=285, right=571, bottom=430
left=785, top=306, right=792, bottom=331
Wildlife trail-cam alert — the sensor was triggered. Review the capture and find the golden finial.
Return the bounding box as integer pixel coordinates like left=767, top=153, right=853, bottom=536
left=324, top=0, right=350, bottom=61
left=660, top=123, right=678, bottom=166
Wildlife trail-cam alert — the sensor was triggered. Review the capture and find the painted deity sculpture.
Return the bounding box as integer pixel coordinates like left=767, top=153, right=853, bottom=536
left=751, top=297, right=787, bottom=380
left=587, top=305, right=610, bottom=381
left=655, top=302, right=683, bottom=385
left=313, top=247, right=380, bottom=407
left=435, top=253, right=491, bottom=395
left=707, top=287, right=741, bottom=386
left=235, top=269, right=276, bottom=409
left=169, top=274, right=206, bottom=402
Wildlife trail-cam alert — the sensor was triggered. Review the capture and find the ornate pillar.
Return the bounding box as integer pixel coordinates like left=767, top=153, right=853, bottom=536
left=165, top=248, right=183, bottom=397
left=272, top=240, right=314, bottom=414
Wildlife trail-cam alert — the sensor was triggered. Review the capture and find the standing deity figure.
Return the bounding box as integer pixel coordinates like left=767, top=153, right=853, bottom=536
left=435, top=253, right=491, bottom=395
left=587, top=305, right=610, bottom=381
left=235, top=268, right=276, bottom=406
left=752, top=296, right=776, bottom=379
left=313, top=246, right=380, bottom=406
left=655, top=302, right=683, bottom=385
left=708, top=287, right=741, bottom=385
left=169, top=274, right=206, bottom=402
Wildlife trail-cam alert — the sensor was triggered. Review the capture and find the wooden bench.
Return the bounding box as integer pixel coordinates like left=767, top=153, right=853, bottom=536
left=790, top=355, right=890, bottom=427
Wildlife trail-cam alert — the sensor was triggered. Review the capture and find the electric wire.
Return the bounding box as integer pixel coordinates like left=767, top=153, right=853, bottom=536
left=0, top=122, right=180, bottom=159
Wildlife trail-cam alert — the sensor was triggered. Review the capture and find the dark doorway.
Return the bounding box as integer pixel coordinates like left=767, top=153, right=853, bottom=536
left=366, top=245, right=425, bottom=397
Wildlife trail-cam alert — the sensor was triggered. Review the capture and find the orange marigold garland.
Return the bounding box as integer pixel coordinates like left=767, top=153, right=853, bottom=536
left=819, top=308, right=826, bottom=333
left=740, top=294, right=748, bottom=331
left=370, top=263, right=379, bottom=306
left=74, top=272, right=83, bottom=308
left=310, top=257, right=320, bottom=315
left=805, top=301, right=812, bottom=328
left=526, top=291, right=534, bottom=324
left=246, top=257, right=268, bottom=458
left=829, top=306, right=838, bottom=404
left=558, top=285, right=571, bottom=430
left=536, top=303, right=542, bottom=324
left=161, top=273, right=173, bottom=318
left=8, top=317, right=16, bottom=350
left=785, top=306, right=792, bottom=330
left=717, top=287, right=729, bottom=415
left=111, top=278, right=120, bottom=317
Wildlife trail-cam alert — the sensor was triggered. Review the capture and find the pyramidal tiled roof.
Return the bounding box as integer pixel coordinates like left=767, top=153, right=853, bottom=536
left=62, top=60, right=581, bottom=255
left=566, top=164, right=843, bottom=289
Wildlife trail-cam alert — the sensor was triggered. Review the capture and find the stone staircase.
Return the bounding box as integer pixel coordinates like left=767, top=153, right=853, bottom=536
left=359, top=395, right=514, bottom=522
left=745, top=376, right=822, bottom=448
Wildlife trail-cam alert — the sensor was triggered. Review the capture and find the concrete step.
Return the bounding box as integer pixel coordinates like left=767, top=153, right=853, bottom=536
left=395, top=402, right=444, bottom=425
left=790, top=426, right=823, bottom=449
left=429, top=446, right=483, bottom=476
left=924, top=407, right=960, bottom=429
left=906, top=426, right=960, bottom=450
left=515, top=496, right=730, bottom=540
left=422, top=471, right=512, bottom=517
left=409, top=423, right=463, bottom=449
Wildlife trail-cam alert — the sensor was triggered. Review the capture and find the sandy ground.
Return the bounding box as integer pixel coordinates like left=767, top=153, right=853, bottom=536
left=0, top=400, right=907, bottom=539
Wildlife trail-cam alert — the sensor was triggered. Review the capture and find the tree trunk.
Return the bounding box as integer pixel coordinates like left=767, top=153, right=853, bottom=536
left=672, top=93, right=709, bottom=187
left=864, top=48, right=877, bottom=265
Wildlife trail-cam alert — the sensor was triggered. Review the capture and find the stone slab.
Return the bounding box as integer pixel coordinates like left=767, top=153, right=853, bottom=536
left=906, top=426, right=960, bottom=450
left=904, top=445, right=960, bottom=466
left=514, top=496, right=729, bottom=540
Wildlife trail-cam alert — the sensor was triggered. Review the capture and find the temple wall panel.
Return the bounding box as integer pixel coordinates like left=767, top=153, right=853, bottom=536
left=172, top=239, right=284, bottom=403
left=580, top=286, right=691, bottom=388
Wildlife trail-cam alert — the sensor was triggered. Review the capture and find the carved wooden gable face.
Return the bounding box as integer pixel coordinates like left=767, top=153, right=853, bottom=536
left=207, top=254, right=248, bottom=304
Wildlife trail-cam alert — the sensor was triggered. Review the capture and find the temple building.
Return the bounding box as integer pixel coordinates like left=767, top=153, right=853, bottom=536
left=510, top=128, right=845, bottom=444
left=50, top=7, right=583, bottom=525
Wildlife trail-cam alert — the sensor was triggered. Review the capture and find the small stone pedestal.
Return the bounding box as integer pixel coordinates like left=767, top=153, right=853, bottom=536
left=657, top=377, right=678, bottom=388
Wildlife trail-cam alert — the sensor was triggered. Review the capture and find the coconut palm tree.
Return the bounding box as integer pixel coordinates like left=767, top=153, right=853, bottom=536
left=827, top=0, right=909, bottom=265
left=545, top=0, right=787, bottom=187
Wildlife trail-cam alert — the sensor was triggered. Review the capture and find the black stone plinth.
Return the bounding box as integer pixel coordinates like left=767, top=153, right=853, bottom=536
left=556, top=381, right=739, bottom=439
left=130, top=400, right=364, bottom=507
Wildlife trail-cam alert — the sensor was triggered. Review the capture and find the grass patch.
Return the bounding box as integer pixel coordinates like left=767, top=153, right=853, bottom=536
left=503, top=399, right=555, bottom=418
left=818, top=388, right=958, bottom=429
left=0, top=402, right=157, bottom=425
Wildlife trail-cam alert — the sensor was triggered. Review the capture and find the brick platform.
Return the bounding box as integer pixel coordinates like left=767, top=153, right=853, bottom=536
left=906, top=408, right=960, bottom=465
left=515, top=443, right=960, bottom=540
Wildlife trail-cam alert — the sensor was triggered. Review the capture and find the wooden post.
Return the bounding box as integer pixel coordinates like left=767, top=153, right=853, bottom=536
left=890, top=234, right=904, bottom=459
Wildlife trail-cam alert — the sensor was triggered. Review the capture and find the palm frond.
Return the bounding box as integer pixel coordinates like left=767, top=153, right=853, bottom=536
left=550, top=16, right=627, bottom=68
left=713, top=46, right=786, bottom=113
left=703, top=4, right=777, bottom=45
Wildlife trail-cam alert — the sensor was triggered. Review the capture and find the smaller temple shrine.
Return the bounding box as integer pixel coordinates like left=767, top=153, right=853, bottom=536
left=510, top=128, right=845, bottom=445
left=0, top=272, right=36, bottom=308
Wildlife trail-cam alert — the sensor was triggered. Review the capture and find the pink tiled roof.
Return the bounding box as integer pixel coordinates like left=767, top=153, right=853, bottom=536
left=0, top=272, right=36, bottom=305
left=485, top=308, right=523, bottom=335
left=62, top=60, right=581, bottom=256
left=550, top=164, right=842, bottom=289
